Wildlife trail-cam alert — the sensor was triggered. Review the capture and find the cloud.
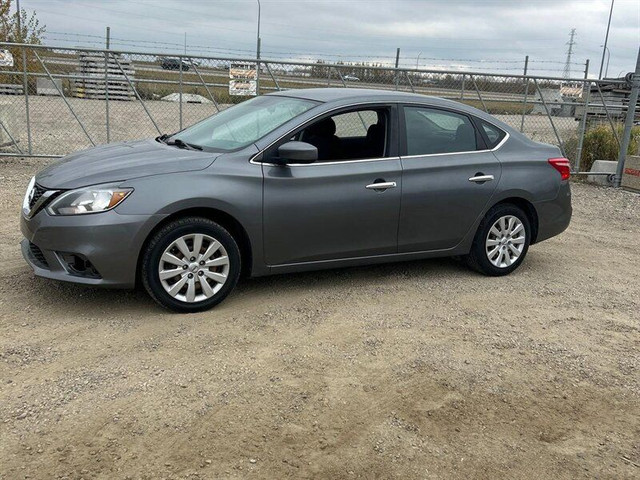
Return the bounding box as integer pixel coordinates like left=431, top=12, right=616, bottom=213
left=26, top=0, right=640, bottom=77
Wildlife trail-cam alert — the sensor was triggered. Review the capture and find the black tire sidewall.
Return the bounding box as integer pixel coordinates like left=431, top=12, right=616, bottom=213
left=471, top=205, right=531, bottom=276
left=142, top=218, right=241, bottom=312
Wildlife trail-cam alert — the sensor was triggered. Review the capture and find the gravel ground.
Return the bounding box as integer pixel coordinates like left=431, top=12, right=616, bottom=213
left=0, top=156, right=639, bottom=479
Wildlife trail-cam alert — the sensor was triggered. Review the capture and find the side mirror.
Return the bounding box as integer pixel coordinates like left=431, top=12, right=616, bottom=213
left=276, top=141, right=317, bottom=164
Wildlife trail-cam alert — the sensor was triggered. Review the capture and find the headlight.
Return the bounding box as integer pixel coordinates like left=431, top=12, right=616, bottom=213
left=47, top=184, right=133, bottom=215
left=22, top=176, right=36, bottom=214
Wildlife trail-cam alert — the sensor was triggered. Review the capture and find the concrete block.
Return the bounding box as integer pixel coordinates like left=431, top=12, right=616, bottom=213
left=36, top=78, right=62, bottom=96
left=588, top=160, right=617, bottom=186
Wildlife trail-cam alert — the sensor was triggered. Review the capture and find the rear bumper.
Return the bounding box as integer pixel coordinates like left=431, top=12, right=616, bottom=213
left=20, top=209, right=166, bottom=288
left=533, top=181, right=572, bottom=243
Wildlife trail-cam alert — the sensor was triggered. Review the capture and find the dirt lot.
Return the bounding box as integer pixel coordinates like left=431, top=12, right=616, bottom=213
left=0, top=157, right=638, bottom=479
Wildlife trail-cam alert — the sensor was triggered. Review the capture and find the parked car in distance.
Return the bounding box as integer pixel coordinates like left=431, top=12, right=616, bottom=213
left=344, top=75, right=360, bottom=81
left=160, top=57, right=190, bottom=71
left=20, top=89, right=572, bottom=312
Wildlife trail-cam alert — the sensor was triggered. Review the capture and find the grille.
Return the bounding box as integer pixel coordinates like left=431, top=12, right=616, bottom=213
left=28, top=242, right=49, bottom=269
left=29, top=183, right=47, bottom=209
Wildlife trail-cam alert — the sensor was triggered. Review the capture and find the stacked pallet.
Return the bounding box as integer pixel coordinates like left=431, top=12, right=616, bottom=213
left=0, top=84, right=24, bottom=95
left=73, top=53, right=135, bottom=100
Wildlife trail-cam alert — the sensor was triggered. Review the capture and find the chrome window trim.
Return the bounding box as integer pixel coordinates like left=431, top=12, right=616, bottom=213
left=250, top=100, right=510, bottom=167
left=401, top=132, right=510, bottom=159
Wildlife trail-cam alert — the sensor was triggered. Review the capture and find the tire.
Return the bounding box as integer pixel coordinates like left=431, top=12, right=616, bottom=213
left=464, top=204, right=531, bottom=276
left=141, top=217, right=241, bottom=312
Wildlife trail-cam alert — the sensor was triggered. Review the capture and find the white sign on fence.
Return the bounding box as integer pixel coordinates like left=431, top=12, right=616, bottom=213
left=0, top=49, right=14, bottom=67
left=229, top=63, right=257, bottom=96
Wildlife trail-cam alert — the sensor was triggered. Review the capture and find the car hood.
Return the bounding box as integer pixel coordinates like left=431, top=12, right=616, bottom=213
left=36, top=139, right=219, bottom=189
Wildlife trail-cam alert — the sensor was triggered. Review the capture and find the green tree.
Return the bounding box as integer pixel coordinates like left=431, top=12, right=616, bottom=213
left=0, top=0, right=46, bottom=44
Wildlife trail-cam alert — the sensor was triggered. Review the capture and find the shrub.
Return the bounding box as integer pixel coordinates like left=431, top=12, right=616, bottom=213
left=564, top=124, right=640, bottom=172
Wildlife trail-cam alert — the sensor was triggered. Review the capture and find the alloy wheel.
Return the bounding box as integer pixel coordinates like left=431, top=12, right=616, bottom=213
left=485, top=215, right=526, bottom=268
left=158, top=233, right=230, bottom=303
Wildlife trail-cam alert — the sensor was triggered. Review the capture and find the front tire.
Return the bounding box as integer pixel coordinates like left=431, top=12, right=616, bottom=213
left=465, top=204, right=531, bottom=276
left=141, top=217, right=241, bottom=312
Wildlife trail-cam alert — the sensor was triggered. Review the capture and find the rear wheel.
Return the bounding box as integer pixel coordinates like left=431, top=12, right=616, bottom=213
left=465, top=204, right=531, bottom=276
left=141, top=217, right=241, bottom=312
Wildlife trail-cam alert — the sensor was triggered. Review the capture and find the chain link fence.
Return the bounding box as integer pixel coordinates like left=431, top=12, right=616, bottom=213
left=0, top=42, right=636, bottom=172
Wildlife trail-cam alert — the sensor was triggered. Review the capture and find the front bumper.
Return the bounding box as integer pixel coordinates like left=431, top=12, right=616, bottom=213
left=20, top=208, right=166, bottom=288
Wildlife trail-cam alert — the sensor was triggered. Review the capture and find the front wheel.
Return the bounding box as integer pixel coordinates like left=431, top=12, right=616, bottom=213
left=464, top=204, right=531, bottom=276
left=141, top=217, right=241, bottom=312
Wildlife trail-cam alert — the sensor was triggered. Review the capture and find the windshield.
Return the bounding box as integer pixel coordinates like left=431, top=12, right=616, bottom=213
left=169, top=95, right=318, bottom=152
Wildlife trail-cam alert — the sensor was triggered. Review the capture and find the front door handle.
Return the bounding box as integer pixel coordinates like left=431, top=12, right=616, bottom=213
left=365, top=181, right=397, bottom=190
left=468, top=174, right=494, bottom=183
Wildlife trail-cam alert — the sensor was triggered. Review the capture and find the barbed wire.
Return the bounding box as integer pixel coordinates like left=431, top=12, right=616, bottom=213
left=40, top=31, right=585, bottom=76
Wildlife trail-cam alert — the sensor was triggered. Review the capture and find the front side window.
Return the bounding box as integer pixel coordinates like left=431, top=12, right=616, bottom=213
left=404, top=106, right=478, bottom=156
left=169, top=95, right=318, bottom=152
left=295, top=108, right=389, bottom=161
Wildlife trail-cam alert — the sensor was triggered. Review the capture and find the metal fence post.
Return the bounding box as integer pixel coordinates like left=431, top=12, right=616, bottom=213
left=21, top=47, right=32, bottom=154
left=613, top=47, right=640, bottom=187
left=460, top=74, right=465, bottom=100
left=520, top=56, right=529, bottom=132
left=394, top=48, right=400, bottom=91
left=256, top=38, right=261, bottom=95
left=179, top=55, right=183, bottom=130
left=105, top=27, right=110, bottom=143
left=574, top=59, right=590, bottom=171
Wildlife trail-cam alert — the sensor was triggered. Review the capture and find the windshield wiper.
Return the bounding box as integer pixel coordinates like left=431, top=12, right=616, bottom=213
left=156, top=133, right=170, bottom=144
left=166, top=138, right=203, bottom=151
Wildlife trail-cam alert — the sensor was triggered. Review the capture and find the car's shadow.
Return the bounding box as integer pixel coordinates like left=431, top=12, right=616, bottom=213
left=17, top=253, right=536, bottom=317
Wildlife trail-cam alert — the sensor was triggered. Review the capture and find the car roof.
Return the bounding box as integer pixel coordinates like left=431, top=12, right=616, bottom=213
left=266, top=88, right=521, bottom=135
left=266, top=87, right=432, bottom=103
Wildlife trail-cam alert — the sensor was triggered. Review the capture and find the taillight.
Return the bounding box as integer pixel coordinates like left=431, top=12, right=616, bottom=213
left=548, top=157, right=571, bottom=181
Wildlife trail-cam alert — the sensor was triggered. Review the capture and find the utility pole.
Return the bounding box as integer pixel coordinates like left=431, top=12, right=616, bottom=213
left=563, top=28, right=576, bottom=79
left=184, top=32, right=187, bottom=55
left=599, top=0, right=615, bottom=79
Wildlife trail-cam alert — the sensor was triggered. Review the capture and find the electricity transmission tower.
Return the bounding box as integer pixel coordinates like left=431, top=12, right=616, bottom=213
left=563, top=28, right=577, bottom=79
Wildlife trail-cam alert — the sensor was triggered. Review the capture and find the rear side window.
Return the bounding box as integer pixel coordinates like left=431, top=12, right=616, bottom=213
left=404, top=106, right=477, bottom=155
left=480, top=120, right=506, bottom=148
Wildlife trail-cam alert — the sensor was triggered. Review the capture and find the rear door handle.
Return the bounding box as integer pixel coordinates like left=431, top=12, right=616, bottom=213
left=468, top=174, right=494, bottom=183
left=365, top=181, right=397, bottom=190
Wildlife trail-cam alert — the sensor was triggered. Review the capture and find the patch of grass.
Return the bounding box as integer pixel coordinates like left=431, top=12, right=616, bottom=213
left=564, top=124, right=640, bottom=171
left=460, top=100, right=533, bottom=115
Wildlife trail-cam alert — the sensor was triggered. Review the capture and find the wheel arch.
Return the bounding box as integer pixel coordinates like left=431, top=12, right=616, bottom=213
left=490, top=197, right=539, bottom=244
left=136, top=207, right=253, bottom=286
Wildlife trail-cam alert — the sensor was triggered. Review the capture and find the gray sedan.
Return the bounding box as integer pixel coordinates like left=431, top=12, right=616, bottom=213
left=20, top=89, right=572, bottom=312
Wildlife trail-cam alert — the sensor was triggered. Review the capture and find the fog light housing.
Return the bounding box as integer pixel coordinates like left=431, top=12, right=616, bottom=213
left=57, top=252, right=102, bottom=279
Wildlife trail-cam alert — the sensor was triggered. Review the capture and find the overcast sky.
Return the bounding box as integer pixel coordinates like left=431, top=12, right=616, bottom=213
left=19, top=0, right=640, bottom=78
